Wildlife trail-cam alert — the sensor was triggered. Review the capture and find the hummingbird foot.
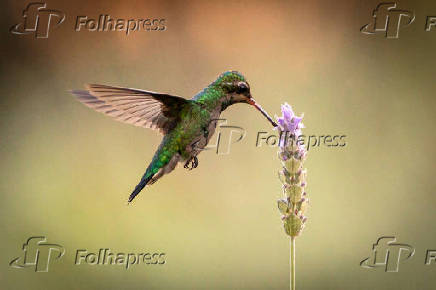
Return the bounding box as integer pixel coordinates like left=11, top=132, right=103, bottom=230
left=192, top=156, right=198, bottom=169
left=184, top=156, right=198, bottom=170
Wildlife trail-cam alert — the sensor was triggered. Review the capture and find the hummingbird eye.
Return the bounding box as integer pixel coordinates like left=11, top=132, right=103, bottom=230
left=236, top=82, right=249, bottom=94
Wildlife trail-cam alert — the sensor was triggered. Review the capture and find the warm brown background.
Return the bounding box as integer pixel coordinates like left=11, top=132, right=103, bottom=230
left=1, top=0, right=436, bottom=289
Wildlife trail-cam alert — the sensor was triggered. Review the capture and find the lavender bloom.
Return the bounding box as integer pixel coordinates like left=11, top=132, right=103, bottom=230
left=277, top=103, right=303, bottom=133
left=276, top=104, right=308, bottom=237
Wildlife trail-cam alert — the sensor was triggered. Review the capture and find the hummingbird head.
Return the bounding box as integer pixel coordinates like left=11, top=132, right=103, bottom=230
left=217, top=71, right=277, bottom=127
left=221, top=79, right=252, bottom=103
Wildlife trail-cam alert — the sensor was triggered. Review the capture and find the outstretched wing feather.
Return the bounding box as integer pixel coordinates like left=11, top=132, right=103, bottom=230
left=71, top=84, right=190, bottom=134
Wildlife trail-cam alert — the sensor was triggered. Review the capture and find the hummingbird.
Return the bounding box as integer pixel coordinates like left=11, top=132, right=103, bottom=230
left=71, top=71, right=277, bottom=202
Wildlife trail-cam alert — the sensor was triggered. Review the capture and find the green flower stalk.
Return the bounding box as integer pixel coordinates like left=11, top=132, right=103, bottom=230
left=275, top=103, right=308, bottom=290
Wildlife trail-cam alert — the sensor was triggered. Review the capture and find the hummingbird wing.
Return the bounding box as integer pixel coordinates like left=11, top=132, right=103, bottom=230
left=71, top=84, right=190, bottom=134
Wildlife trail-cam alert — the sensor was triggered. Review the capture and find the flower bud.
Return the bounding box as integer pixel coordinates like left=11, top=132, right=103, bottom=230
left=284, top=185, right=304, bottom=203
left=277, top=199, right=289, bottom=215
left=283, top=212, right=305, bottom=237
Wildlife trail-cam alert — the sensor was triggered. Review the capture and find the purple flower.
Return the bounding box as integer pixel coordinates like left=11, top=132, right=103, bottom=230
left=276, top=103, right=304, bottom=149
left=275, top=103, right=309, bottom=239
left=276, top=103, right=303, bottom=135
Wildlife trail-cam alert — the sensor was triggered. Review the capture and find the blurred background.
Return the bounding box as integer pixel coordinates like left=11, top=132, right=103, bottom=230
left=1, top=0, right=436, bottom=289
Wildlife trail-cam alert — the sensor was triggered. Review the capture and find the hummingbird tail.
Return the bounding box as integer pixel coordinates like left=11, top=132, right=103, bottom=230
left=127, top=151, right=180, bottom=203
left=128, top=173, right=155, bottom=203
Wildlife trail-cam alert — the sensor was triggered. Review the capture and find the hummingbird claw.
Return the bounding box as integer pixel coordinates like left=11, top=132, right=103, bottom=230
left=192, top=156, right=198, bottom=169
left=184, top=156, right=199, bottom=170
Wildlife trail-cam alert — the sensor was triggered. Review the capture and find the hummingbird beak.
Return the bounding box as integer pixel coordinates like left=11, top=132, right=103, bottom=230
left=247, top=98, right=277, bottom=127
